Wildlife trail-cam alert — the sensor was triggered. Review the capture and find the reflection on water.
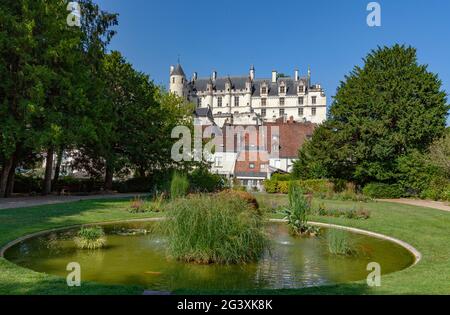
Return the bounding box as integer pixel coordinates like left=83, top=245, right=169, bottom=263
left=5, top=222, right=415, bottom=291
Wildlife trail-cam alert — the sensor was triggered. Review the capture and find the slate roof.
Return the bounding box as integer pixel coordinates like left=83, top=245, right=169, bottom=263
left=188, top=76, right=309, bottom=97
left=170, top=64, right=185, bottom=76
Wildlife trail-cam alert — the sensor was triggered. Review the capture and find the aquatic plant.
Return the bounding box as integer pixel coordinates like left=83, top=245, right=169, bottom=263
left=160, top=194, right=268, bottom=264
left=327, top=229, right=355, bottom=255
left=74, top=226, right=107, bottom=250
left=284, top=182, right=319, bottom=236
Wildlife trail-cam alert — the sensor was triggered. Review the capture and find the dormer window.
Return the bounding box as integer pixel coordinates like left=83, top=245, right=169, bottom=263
left=261, top=87, right=267, bottom=94
left=280, top=86, right=285, bottom=94
left=298, top=85, right=305, bottom=93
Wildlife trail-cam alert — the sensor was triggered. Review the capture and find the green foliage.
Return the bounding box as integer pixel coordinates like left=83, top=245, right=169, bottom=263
left=271, top=173, right=292, bottom=181
left=170, top=172, right=189, bottom=199
left=293, top=45, right=448, bottom=186
left=313, top=204, right=371, bottom=220
left=188, top=168, right=225, bottom=193
left=160, top=194, right=268, bottom=264
left=362, top=183, right=404, bottom=199
left=264, top=179, right=333, bottom=196
left=74, top=226, right=107, bottom=250
left=284, top=182, right=318, bottom=236
left=114, top=177, right=154, bottom=193
left=328, top=229, right=355, bottom=256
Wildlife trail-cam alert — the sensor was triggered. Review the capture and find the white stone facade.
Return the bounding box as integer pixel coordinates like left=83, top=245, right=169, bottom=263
left=169, top=64, right=327, bottom=127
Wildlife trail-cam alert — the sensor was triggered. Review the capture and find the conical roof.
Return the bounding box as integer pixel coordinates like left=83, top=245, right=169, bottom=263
left=171, top=64, right=186, bottom=77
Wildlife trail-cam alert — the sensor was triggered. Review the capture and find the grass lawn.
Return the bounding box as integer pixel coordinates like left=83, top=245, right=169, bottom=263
left=0, top=194, right=449, bottom=295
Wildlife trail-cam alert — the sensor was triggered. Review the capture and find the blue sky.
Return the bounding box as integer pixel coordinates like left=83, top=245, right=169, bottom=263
left=96, top=0, right=450, bottom=124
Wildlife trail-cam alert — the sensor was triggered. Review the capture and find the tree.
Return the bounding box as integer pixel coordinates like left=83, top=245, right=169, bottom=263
left=294, top=45, right=449, bottom=185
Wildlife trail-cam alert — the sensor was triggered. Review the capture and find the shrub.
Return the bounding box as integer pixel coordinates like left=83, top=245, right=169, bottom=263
left=161, top=194, right=268, bottom=264
left=277, top=181, right=290, bottom=194
left=74, top=227, right=107, bottom=250
left=114, top=177, right=153, bottom=193
left=13, top=175, right=42, bottom=194
left=263, top=180, right=278, bottom=193
left=284, top=182, right=319, bottom=236
left=271, top=173, right=292, bottom=181
left=189, top=168, right=225, bottom=193
left=312, top=204, right=371, bottom=220
left=218, top=190, right=260, bottom=214
left=328, top=229, right=354, bottom=255
left=421, top=179, right=450, bottom=201
left=170, top=172, right=189, bottom=199
left=362, top=183, right=404, bottom=199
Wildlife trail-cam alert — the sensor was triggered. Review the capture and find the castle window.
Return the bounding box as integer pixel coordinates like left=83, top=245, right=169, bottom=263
left=298, top=97, right=304, bottom=105
left=182, top=78, right=184, bottom=84
left=280, top=98, right=285, bottom=106
left=261, top=98, right=267, bottom=106
left=312, top=107, right=317, bottom=116
left=280, top=86, right=285, bottom=94
left=261, top=109, right=266, bottom=117
left=234, top=96, right=240, bottom=107
left=217, top=111, right=222, bottom=115
left=218, top=96, right=222, bottom=107
left=261, top=87, right=267, bottom=94
left=172, top=78, right=175, bottom=84
left=280, top=108, right=285, bottom=116
left=298, top=107, right=304, bottom=116
left=312, top=96, right=317, bottom=105
left=197, top=98, right=202, bottom=107
left=299, top=85, right=304, bottom=93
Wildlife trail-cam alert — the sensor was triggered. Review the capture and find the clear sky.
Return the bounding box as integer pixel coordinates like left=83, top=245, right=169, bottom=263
left=95, top=0, right=450, bottom=124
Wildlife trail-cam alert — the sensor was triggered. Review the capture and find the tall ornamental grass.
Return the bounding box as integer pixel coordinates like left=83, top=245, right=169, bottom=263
left=170, top=172, right=189, bottom=199
left=327, top=229, right=354, bottom=255
left=160, top=194, right=268, bottom=264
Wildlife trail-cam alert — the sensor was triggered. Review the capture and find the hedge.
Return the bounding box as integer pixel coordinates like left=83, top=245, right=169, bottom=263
left=263, top=179, right=333, bottom=195
left=362, top=183, right=404, bottom=199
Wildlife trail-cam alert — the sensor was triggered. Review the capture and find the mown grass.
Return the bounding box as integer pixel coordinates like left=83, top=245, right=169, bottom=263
left=0, top=194, right=450, bottom=294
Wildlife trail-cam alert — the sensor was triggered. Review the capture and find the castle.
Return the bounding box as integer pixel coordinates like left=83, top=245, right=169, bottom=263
left=169, top=64, right=327, bottom=127
left=169, top=63, right=327, bottom=190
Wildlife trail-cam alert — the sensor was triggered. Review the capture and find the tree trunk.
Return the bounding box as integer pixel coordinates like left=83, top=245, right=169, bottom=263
left=53, top=147, right=64, bottom=181
left=104, top=163, right=114, bottom=191
left=0, top=156, right=14, bottom=198
left=43, top=147, right=54, bottom=195
left=5, top=154, right=18, bottom=198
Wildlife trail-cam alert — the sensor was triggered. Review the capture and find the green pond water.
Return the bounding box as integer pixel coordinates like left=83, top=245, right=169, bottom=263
left=4, top=221, right=415, bottom=291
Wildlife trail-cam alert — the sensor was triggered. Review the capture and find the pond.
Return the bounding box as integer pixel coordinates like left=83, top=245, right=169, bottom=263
left=4, top=221, right=415, bottom=291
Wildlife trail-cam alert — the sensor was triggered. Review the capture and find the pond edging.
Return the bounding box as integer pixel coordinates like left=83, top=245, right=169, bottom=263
left=270, top=219, right=422, bottom=266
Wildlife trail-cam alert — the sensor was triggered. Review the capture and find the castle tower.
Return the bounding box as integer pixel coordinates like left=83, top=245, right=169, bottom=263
left=169, top=63, right=186, bottom=97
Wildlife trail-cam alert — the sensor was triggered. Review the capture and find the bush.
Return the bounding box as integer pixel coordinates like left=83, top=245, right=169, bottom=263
left=189, top=168, right=225, bottom=193
left=218, top=190, right=260, bottom=214
left=420, top=179, right=450, bottom=201
left=277, top=181, right=290, bottom=194
left=74, top=226, right=107, bottom=250
left=114, top=177, right=153, bottom=193
left=263, top=180, right=278, bottom=193
left=362, top=183, right=404, bottom=199
left=161, top=194, right=268, bottom=264
left=312, top=204, right=371, bottom=220
left=13, top=175, right=42, bottom=194
left=170, top=172, right=189, bottom=199
left=271, top=173, right=292, bottom=181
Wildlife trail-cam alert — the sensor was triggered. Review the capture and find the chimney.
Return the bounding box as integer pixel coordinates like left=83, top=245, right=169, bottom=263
left=212, top=70, right=217, bottom=81
left=249, top=65, right=255, bottom=81
left=294, top=69, right=299, bottom=81
left=271, top=70, right=277, bottom=83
